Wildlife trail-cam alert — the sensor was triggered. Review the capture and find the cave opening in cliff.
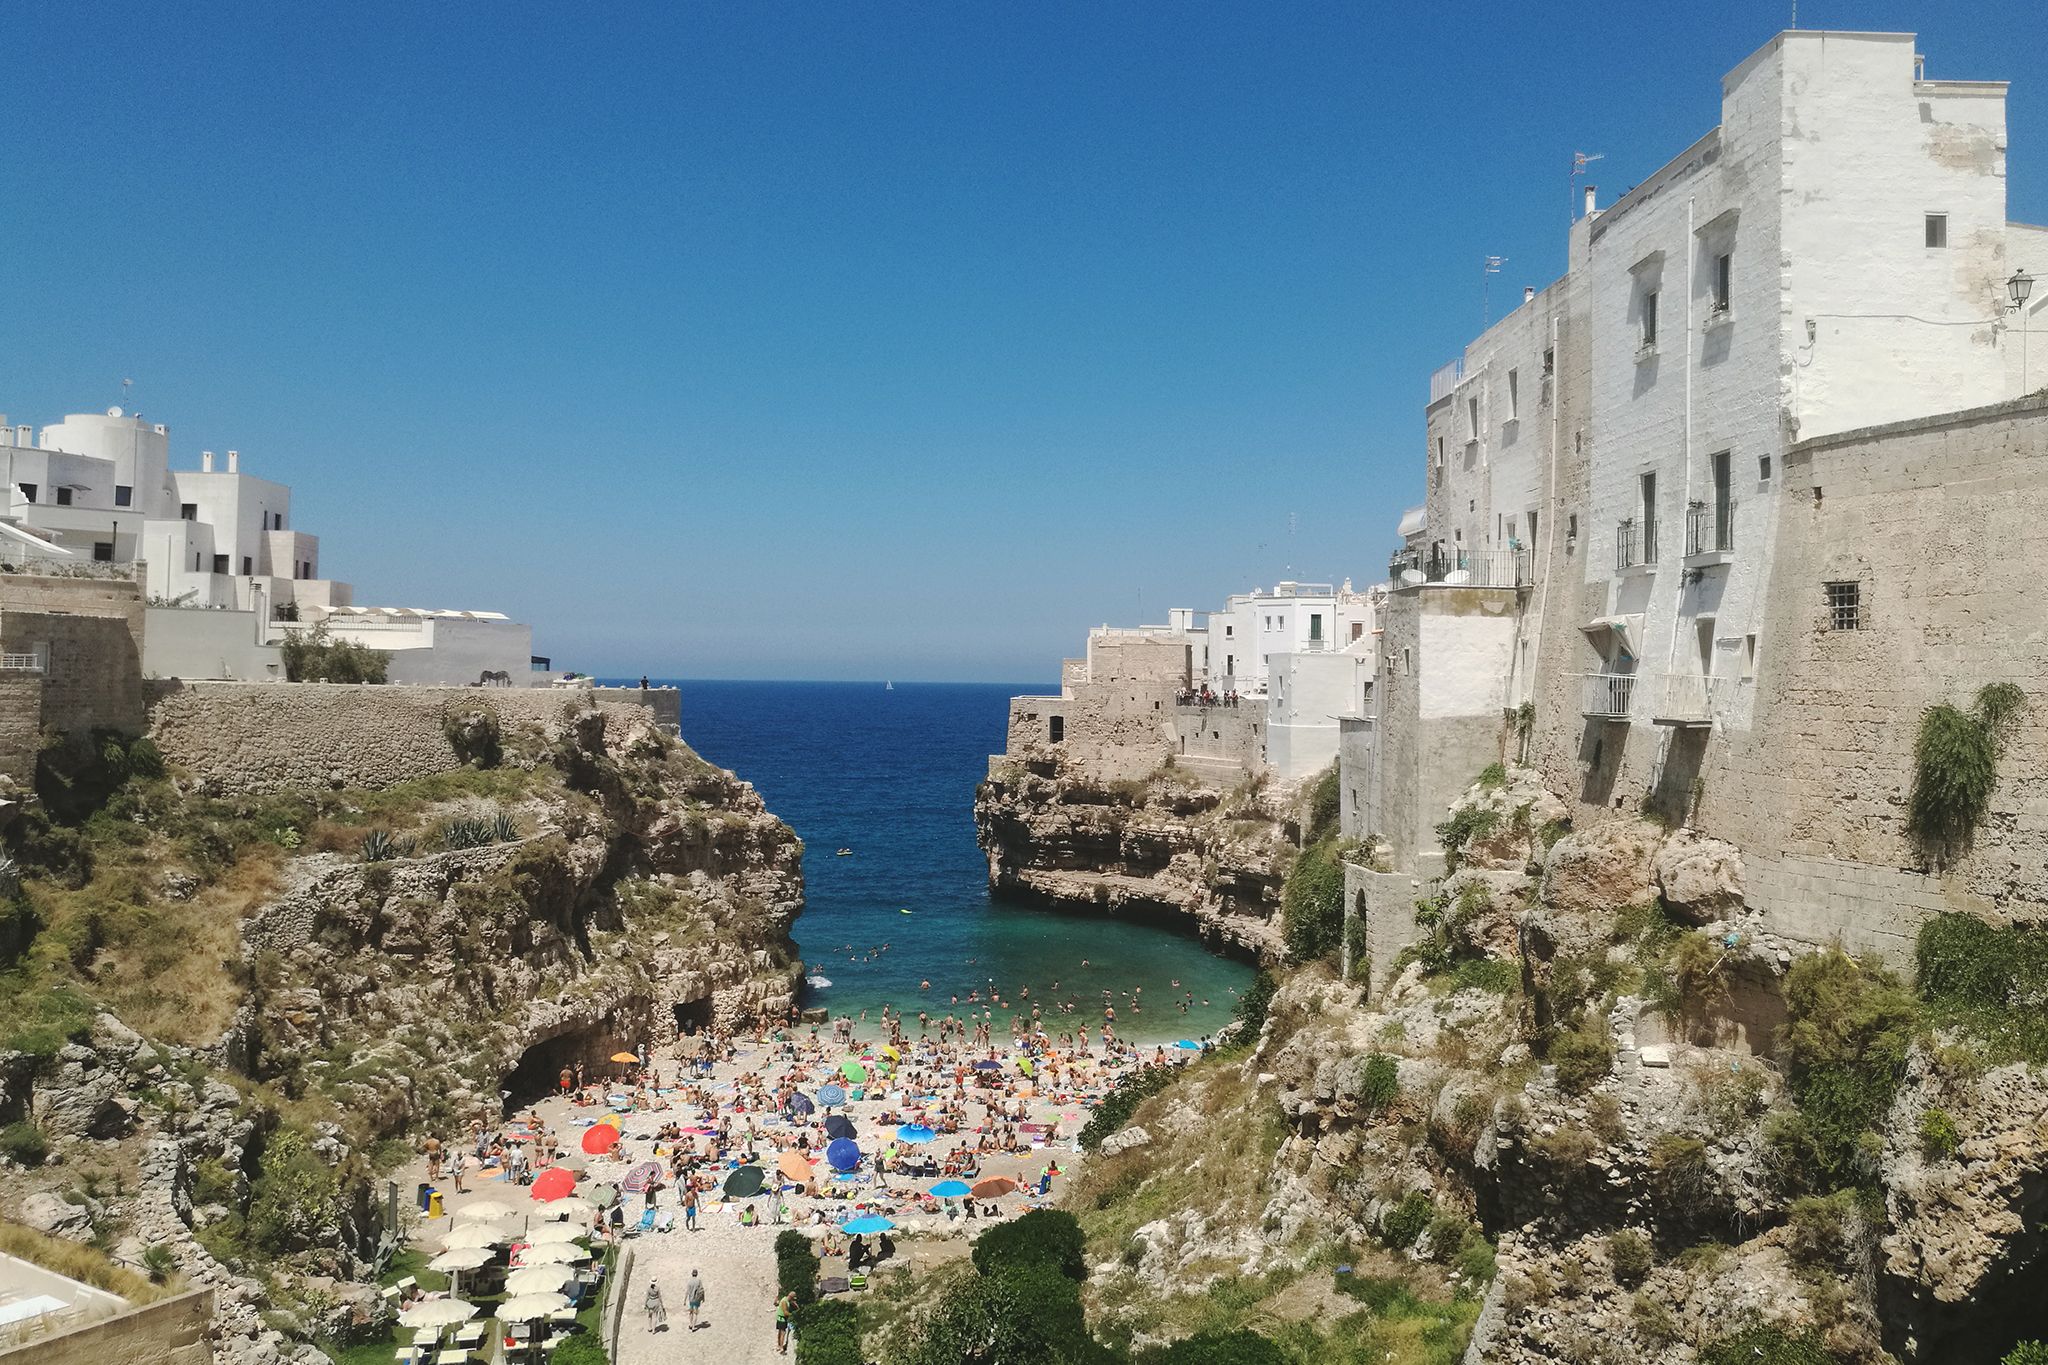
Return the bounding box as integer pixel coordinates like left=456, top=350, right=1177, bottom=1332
left=503, top=1027, right=623, bottom=1112
left=672, top=998, right=713, bottom=1037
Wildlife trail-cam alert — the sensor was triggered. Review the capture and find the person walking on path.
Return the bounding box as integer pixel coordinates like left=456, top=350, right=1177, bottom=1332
left=643, top=1281, right=666, bottom=1333
left=683, top=1184, right=698, bottom=1231
left=685, top=1269, right=707, bottom=1331
left=775, top=1290, right=796, bottom=1355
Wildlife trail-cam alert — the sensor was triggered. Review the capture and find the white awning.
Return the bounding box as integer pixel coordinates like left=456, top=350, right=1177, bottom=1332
left=1581, top=613, right=1645, bottom=660
left=1396, top=506, right=1428, bottom=538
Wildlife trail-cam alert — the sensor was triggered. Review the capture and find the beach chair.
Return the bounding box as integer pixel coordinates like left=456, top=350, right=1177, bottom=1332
left=380, top=1285, right=402, bottom=1308
left=394, top=1276, right=418, bottom=1299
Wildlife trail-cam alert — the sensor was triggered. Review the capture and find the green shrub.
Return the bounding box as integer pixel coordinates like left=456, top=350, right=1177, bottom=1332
left=1548, top=1022, right=1612, bottom=1095
left=442, top=706, right=503, bottom=769
left=970, top=1209, right=1086, bottom=1282
left=244, top=1128, right=340, bottom=1255
left=1138, top=1329, right=1287, bottom=1365
left=1079, top=1065, right=1176, bottom=1152
left=1649, top=1134, right=1714, bottom=1214
left=1229, top=970, right=1276, bottom=1045
left=1916, top=913, right=2048, bottom=1063
left=549, top=1336, right=606, bottom=1365
left=1305, top=764, right=1340, bottom=845
left=1697, top=1325, right=1836, bottom=1365
left=1775, top=950, right=1917, bottom=1190
left=2003, top=1344, right=2048, bottom=1365
left=1378, top=1191, right=1435, bottom=1250
left=280, top=623, right=388, bottom=684
left=793, top=1299, right=862, bottom=1365
left=0, top=1120, right=50, bottom=1167
left=905, top=1260, right=1096, bottom=1365
left=1436, top=806, right=1501, bottom=870
left=1910, top=683, right=2024, bottom=861
left=1608, top=1229, right=1653, bottom=1286
left=1282, top=837, right=1345, bottom=962
left=1919, top=1106, right=1961, bottom=1161
left=1449, top=955, right=1520, bottom=994
left=1477, top=762, right=1508, bottom=790
left=140, top=1244, right=175, bottom=1283
left=775, top=1228, right=820, bottom=1307
left=1785, top=1189, right=1866, bottom=1274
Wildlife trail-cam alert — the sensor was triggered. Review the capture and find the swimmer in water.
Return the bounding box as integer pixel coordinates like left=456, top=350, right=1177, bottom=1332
left=919, top=979, right=930, bottom=990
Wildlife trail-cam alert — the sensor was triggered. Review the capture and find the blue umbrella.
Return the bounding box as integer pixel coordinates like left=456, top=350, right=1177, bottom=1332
left=825, top=1138, right=862, bottom=1172
left=786, top=1093, right=816, bottom=1116
left=1175, top=1040, right=1201, bottom=1050
left=823, top=1115, right=856, bottom=1141
left=817, top=1084, right=847, bottom=1108
left=929, top=1180, right=971, bottom=1199
left=971, top=1060, right=1001, bottom=1071
left=842, top=1215, right=895, bottom=1236
left=896, top=1124, right=936, bottom=1144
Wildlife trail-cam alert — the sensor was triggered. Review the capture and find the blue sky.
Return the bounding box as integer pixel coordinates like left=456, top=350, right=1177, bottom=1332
left=3, top=2, right=2038, bottom=681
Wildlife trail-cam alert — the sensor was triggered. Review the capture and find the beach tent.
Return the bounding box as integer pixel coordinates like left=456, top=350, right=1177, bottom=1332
left=524, top=1222, right=585, bottom=1245
left=498, top=1292, right=570, bottom=1323
left=428, top=1247, right=492, bottom=1273
left=839, top=1060, right=868, bottom=1084
left=439, top=1223, right=509, bottom=1252
left=505, top=1266, right=573, bottom=1296
left=454, top=1201, right=517, bottom=1224
left=787, top=1093, right=816, bottom=1116
left=972, top=1060, right=1001, bottom=1071
left=609, top=1052, right=639, bottom=1064
left=825, top=1138, right=862, bottom=1172
left=823, top=1115, right=856, bottom=1141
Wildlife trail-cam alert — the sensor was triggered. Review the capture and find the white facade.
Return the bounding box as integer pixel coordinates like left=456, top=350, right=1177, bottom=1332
left=1210, top=580, right=1376, bottom=694
left=1268, top=647, right=1374, bottom=781
left=312, top=610, right=535, bottom=687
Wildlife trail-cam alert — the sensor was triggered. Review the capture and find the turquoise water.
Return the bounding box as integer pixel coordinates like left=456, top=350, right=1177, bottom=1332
left=640, top=680, right=1255, bottom=1043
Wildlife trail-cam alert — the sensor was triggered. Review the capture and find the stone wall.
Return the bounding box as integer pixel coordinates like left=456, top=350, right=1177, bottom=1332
left=1345, top=860, right=1436, bottom=995
left=0, top=571, right=148, bottom=738
left=1171, top=700, right=1262, bottom=771
left=0, top=1288, right=214, bottom=1365
left=0, top=674, right=42, bottom=785
left=144, top=681, right=663, bottom=794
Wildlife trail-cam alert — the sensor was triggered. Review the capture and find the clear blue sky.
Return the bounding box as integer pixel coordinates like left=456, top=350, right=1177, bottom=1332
left=3, top=2, right=2038, bottom=681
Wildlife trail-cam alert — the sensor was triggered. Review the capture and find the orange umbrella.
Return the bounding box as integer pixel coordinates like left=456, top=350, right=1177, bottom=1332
left=777, top=1151, right=813, bottom=1185
left=531, top=1168, right=576, bottom=1201
left=970, top=1176, right=1018, bottom=1199
left=580, top=1125, right=620, bottom=1156
left=610, top=1052, right=639, bottom=1064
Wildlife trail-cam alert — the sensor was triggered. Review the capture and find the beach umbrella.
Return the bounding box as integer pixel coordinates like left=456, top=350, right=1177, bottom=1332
left=972, top=1060, right=1001, bottom=1071
left=1175, top=1039, right=1201, bottom=1051
left=896, top=1124, right=936, bottom=1145
left=399, top=1299, right=479, bottom=1329
left=517, top=1242, right=590, bottom=1266
left=777, top=1151, right=813, bottom=1185
left=621, top=1161, right=663, bottom=1193
left=580, top=1125, right=620, bottom=1155
left=839, top=1059, right=868, bottom=1084
left=454, top=1200, right=517, bottom=1224
left=439, top=1223, right=509, bottom=1252
left=724, top=1165, right=767, bottom=1198
left=970, top=1176, right=1018, bottom=1199
left=823, top=1115, right=856, bottom=1141
left=505, top=1265, right=573, bottom=1296
left=524, top=1221, right=586, bottom=1245
left=879, top=1044, right=900, bottom=1060
left=825, top=1138, right=861, bottom=1172
left=531, top=1168, right=577, bottom=1202
left=428, top=1246, right=493, bottom=1273
left=534, top=1197, right=597, bottom=1221
left=1017, top=1058, right=1034, bottom=1076
left=816, top=1084, right=847, bottom=1109
left=929, top=1180, right=972, bottom=1199
left=787, top=1093, right=816, bottom=1116
left=842, top=1215, right=895, bottom=1236
left=609, top=1052, right=639, bottom=1065
left=498, top=1292, right=570, bottom=1323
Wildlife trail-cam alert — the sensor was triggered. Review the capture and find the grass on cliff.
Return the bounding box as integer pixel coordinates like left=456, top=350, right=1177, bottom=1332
left=0, top=1220, right=178, bottom=1302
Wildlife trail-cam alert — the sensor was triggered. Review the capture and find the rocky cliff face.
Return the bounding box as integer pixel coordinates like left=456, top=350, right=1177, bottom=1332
left=973, top=756, right=1291, bottom=962
left=0, top=694, right=805, bottom=1365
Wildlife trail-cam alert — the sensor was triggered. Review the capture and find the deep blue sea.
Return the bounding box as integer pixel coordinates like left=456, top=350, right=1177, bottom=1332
left=627, top=680, right=1253, bottom=1043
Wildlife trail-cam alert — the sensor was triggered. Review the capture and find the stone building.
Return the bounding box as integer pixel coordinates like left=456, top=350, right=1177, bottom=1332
left=0, top=564, right=149, bottom=783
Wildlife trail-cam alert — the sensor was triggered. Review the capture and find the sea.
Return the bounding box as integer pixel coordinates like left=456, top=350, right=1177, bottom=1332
left=624, top=680, right=1255, bottom=1045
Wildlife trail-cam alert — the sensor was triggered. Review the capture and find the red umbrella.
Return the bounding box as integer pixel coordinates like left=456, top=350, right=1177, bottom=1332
left=531, top=1168, right=576, bottom=1202
left=580, top=1124, right=620, bottom=1155
left=969, top=1176, right=1018, bottom=1200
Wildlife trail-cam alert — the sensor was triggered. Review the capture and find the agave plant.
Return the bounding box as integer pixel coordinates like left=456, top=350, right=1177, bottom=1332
left=0, top=854, right=18, bottom=898
left=491, top=811, right=518, bottom=843
left=439, top=816, right=496, bottom=851
left=360, top=829, right=398, bottom=863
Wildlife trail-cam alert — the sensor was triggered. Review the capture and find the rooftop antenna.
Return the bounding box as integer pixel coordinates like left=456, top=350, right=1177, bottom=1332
left=1482, top=256, right=1506, bottom=326
left=1572, top=151, right=1604, bottom=228
left=119, top=377, right=132, bottom=408
left=1286, top=511, right=1297, bottom=578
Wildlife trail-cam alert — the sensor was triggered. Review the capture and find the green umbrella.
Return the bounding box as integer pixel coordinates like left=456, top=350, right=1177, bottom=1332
left=724, top=1165, right=767, bottom=1198
left=840, top=1059, right=868, bottom=1083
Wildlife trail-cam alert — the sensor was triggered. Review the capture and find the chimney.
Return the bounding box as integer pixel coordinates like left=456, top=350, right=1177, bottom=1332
left=13, top=426, right=29, bottom=449
left=201, top=450, right=215, bottom=472
left=1583, top=184, right=1598, bottom=216
left=1523, top=286, right=1535, bottom=304
left=227, top=450, right=240, bottom=473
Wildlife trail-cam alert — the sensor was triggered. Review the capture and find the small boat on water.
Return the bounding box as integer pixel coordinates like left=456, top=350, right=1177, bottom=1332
left=885, top=680, right=894, bottom=691
left=899, top=908, right=914, bottom=915
left=806, top=975, right=833, bottom=989
left=835, top=848, right=853, bottom=857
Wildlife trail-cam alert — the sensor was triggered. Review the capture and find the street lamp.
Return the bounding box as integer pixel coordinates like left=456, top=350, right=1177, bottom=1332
left=2012, top=269, right=2037, bottom=394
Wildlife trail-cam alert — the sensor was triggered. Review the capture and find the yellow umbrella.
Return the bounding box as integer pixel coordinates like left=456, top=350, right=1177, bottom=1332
left=880, top=1044, right=900, bottom=1060
left=610, top=1052, right=639, bottom=1064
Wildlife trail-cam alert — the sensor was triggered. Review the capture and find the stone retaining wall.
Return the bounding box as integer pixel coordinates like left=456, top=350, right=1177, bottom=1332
left=0, top=1287, right=214, bottom=1365
left=144, top=681, right=660, bottom=794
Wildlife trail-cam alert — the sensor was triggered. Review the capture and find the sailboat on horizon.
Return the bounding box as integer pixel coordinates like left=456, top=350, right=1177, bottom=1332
left=885, top=680, right=894, bottom=691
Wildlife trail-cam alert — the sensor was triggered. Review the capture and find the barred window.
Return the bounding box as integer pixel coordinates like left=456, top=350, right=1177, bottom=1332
left=1825, top=581, right=1861, bottom=631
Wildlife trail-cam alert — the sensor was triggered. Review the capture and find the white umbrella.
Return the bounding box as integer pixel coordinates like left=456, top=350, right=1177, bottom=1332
left=398, top=1298, right=480, bottom=1329
left=505, top=1265, right=573, bottom=1296
left=439, top=1223, right=510, bottom=1252
left=454, top=1200, right=518, bottom=1223
left=523, top=1222, right=585, bottom=1245
left=516, top=1242, right=589, bottom=1266
left=535, top=1197, right=598, bottom=1221
left=428, top=1247, right=493, bottom=1272
left=498, top=1292, right=570, bottom=1323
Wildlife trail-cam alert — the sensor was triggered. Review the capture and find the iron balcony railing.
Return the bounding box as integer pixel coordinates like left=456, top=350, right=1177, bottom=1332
left=0, top=652, right=41, bottom=671
left=1388, top=546, right=1533, bottom=590
left=1581, top=672, right=1636, bottom=718
left=1616, top=519, right=1658, bottom=571
left=1685, top=499, right=1736, bottom=556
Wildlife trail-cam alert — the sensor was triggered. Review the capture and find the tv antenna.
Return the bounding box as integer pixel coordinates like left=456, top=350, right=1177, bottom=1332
left=1482, top=256, right=1507, bottom=326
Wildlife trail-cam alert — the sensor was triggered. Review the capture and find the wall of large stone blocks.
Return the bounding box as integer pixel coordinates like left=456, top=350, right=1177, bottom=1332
left=1346, top=861, right=1436, bottom=995
left=145, top=681, right=661, bottom=794
left=0, top=572, right=149, bottom=737
left=1171, top=701, right=1262, bottom=772
left=0, top=1288, right=213, bottom=1365
left=0, top=674, right=42, bottom=784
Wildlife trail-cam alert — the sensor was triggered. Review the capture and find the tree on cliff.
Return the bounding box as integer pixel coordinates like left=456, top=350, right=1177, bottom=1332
left=280, top=622, right=388, bottom=684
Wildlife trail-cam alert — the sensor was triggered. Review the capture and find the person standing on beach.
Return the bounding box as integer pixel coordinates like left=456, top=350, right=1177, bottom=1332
left=776, top=1289, right=796, bottom=1354
left=683, top=1183, right=699, bottom=1231
left=644, top=1280, right=666, bottom=1333
left=685, top=1269, right=707, bottom=1331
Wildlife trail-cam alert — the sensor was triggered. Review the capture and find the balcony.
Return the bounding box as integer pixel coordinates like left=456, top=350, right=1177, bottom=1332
left=1389, top=546, right=1533, bottom=590
left=1582, top=671, right=1636, bottom=719
left=1684, top=499, right=1736, bottom=566
left=1649, top=673, right=1727, bottom=727
left=1615, top=520, right=1657, bottom=573
left=0, top=652, right=41, bottom=672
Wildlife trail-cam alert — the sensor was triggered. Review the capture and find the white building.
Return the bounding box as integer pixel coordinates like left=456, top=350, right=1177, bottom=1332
left=1209, top=580, right=1375, bottom=696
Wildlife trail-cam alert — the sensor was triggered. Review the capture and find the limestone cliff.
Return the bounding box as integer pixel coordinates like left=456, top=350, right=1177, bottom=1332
left=0, top=692, right=804, bottom=1365
left=973, top=754, right=1291, bottom=962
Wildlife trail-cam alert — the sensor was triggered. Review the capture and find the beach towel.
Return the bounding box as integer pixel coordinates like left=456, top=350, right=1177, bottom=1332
left=654, top=1210, right=676, bottom=1233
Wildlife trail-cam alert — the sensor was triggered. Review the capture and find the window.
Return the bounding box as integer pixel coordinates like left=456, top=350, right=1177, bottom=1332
left=1742, top=634, right=1758, bottom=680
left=1048, top=715, right=1064, bottom=744
left=1542, top=346, right=1555, bottom=377
left=92, top=542, right=113, bottom=563
left=241, top=555, right=253, bottom=575
left=114, top=485, right=131, bottom=507
left=1467, top=396, right=1480, bottom=438
left=1713, top=253, right=1732, bottom=311
left=1641, top=291, right=1659, bottom=348
left=1640, top=471, right=1658, bottom=560
left=1759, top=453, right=1772, bottom=482
left=16, top=483, right=34, bottom=503
left=180, top=503, right=197, bottom=522
left=1224, top=624, right=1233, bottom=638
left=1825, top=581, right=1862, bottom=631
left=1567, top=513, right=1578, bottom=543
left=1925, top=214, right=1948, bottom=249
left=1507, top=368, right=1520, bottom=421
left=1308, top=613, right=1323, bottom=642
left=54, top=487, right=71, bottom=506
left=211, top=554, right=229, bottom=575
